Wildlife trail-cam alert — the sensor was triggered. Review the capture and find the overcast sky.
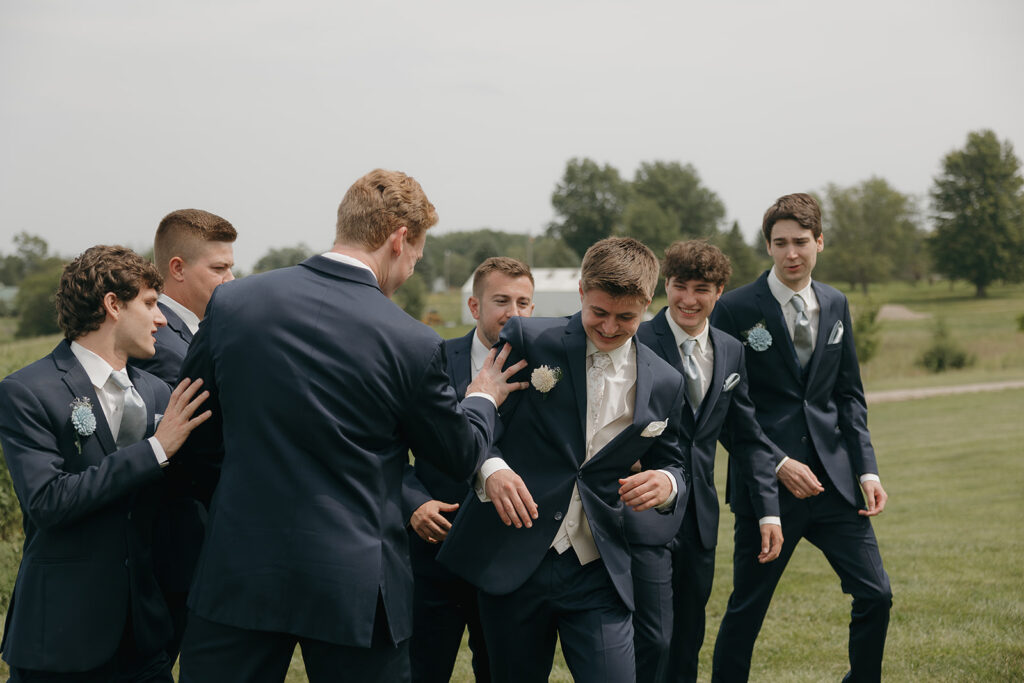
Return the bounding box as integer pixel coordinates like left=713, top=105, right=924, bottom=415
left=2, top=1, right=1022, bottom=270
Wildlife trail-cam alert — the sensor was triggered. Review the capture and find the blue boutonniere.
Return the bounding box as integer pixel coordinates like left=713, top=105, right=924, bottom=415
left=70, top=397, right=97, bottom=453
left=741, top=320, right=773, bottom=352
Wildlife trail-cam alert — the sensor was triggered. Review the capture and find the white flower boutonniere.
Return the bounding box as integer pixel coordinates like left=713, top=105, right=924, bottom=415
left=530, top=365, right=563, bottom=398
left=741, top=320, right=773, bottom=352
left=70, top=397, right=97, bottom=453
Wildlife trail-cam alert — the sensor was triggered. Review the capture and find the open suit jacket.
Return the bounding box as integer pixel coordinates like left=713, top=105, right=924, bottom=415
left=401, top=328, right=476, bottom=579
left=0, top=341, right=172, bottom=671
left=710, top=271, right=877, bottom=509
left=626, top=308, right=781, bottom=549
left=177, top=256, right=498, bottom=648
left=437, top=314, right=688, bottom=611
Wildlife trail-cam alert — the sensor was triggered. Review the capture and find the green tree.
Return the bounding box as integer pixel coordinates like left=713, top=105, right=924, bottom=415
left=929, top=129, right=1024, bottom=297
left=393, top=271, right=427, bottom=320
left=714, top=221, right=768, bottom=290
left=619, top=161, right=725, bottom=255
left=820, top=177, right=924, bottom=294
left=14, top=260, right=66, bottom=338
left=252, top=244, right=315, bottom=274
left=0, top=232, right=54, bottom=285
left=547, top=158, right=630, bottom=258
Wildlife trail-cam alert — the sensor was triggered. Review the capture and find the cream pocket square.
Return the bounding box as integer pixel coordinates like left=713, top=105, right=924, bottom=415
left=827, top=320, right=844, bottom=345
left=722, top=373, right=740, bottom=392
left=641, top=419, right=668, bottom=438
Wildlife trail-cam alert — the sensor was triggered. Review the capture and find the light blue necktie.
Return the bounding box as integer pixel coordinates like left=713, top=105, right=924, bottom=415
left=110, top=370, right=146, bottom=448
left=790, top=294, right=814, bottom=368
left=681, top=339, right=702, bottom=413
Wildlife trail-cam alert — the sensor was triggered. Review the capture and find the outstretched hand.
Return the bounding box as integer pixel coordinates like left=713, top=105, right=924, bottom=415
left=154, top=377, right=212, bottom=458
left=466, top=343, right=529, bottom=408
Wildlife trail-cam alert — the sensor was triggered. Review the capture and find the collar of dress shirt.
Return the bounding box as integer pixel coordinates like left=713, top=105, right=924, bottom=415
left=320, top=251, right=378, bottom=283
left=584, top=336, right=633, bottom=372
left=158, top=293, right=200, bottom=335
left=664, top=310, right=710, bottom=354
left=470, top=328, right=491, bottom=375
left=70, top=341, right=119, bottom=389
left=768, top=267, right=816, bottom=310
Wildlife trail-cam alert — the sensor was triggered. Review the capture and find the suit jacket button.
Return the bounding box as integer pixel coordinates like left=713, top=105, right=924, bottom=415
left=554, top=511, right=563, bottom=521
left=124, top=558, right=129, bottom=567
left=801, top=436, right=808, bottom=444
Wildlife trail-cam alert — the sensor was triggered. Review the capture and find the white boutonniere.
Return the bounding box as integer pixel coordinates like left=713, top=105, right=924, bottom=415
left=722, top=372, right=741, bottom=392
left=530, top=365, right=562, bottom=398
left=741, top=320, right=772, bottom=352
left=69, top=397, right=97, bottom=453
left=640, top=419, right=668, bottom=438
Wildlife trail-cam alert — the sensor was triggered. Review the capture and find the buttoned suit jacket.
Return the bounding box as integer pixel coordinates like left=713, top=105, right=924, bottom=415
left=177, top=256, right=498, bottom=648
left=437, top=314, right=687, bottom=611
left=626, top=308, right=781, bottom=549
left=0, top=341, right=172, bottom=671
left=710, top=271, right=877, bottom=509
left=401, top=328, right=476, bottom=580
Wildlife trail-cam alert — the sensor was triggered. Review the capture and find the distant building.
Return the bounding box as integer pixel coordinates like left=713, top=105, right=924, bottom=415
left=460, top=267, right=582, bottom=325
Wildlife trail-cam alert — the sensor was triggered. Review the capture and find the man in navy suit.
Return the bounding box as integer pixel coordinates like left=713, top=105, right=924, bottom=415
left=0, top=245, right=211, bottom=681
left=130, top=208, right=237, bottom=667
left=439, top=237, right=688, bottom=683
left=175, top=169, right=527, bottom=683
left=710, top=194, right=892, bottom=682
left=403, top=257, right=534, bottom=682
left=627, top=240, right=783, bottom=683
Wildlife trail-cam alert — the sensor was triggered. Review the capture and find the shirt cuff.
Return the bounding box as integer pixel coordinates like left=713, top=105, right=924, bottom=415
left=775, top=456, right=790, bottom=474
left=149, top=436, right=169, bottom=468
left=474, top=457, right=511, bottom=501
left=465, top=391, right=498, bottom=409
left=654, top=469, right=678, bottom=511
left=859, top=473, right=880, bottom=484
left=759, top=516, right=781, bottom=527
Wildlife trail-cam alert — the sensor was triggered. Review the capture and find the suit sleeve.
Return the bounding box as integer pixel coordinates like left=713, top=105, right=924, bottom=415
left=639, top=377, right=689, bottom=484
left=401, top=342, right=497, bottom=483
left=833, top=298, right=878, bottom=477
left=721, top=350, right=782, bottom=519
left=710, top=298, right=740, bottom=339
left=0, top=378, right=163, bottom=530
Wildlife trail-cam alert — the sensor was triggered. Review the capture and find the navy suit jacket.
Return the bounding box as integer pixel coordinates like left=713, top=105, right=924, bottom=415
left=710, top=271, right=877, bottom=509
left=401, top=329, right=477, bottom=579
left=437, top=314, right=687, bottom=611
left=177, top=256, right=498, bottom=648
left=132, top=302, right=192, bottom=386
left=625, top=309, right=782, bottom=549
left=0, top=341, right=172, bottom=671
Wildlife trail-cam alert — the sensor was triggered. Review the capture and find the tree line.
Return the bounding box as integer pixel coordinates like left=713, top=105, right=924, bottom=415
left=3, top=129, right=1023, bottom=337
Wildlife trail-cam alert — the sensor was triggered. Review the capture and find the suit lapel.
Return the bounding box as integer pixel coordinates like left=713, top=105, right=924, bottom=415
left=696, top=328, right=728, bottom=432
left=651, top=309, right=695, bottom=429
left=561, top=315, right=589, bottom=447
left=755, top=276, right=802, bottom=384
left=128, top=366, right=158, bottom=437
left=161, top=302, right=194, bottom=345
left=54, top=341, right=116, bottom=454
left=804, top=282, right=836, bottom=389
left=448, top=330, right=474, bottom=397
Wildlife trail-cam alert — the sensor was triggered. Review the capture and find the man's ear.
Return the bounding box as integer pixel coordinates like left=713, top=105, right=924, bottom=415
left=816, top=233, right=825, bottom=253
left=389, top=226, right=409, bottom=255
left=102, top=292, right=122, bottom=320
left=468, top=296, right=481, bottom=320
left=168, top=256, right=187, bottom=282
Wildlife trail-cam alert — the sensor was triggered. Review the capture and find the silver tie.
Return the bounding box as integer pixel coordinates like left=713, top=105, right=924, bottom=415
left=587, top=352, right=612, bottom=435
left=790, top=294, right=814, bottom=368
left=681, top=339, right=703, bottom=413
left=110, top=370, right=147, bottom=448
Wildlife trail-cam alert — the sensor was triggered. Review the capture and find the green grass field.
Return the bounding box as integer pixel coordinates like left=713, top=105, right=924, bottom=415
left=1, top=280, right=1022, bottom=680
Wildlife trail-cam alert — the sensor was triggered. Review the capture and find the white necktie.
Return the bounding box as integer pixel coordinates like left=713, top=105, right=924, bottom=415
left=110, top=370, right=146, bottom=448
left=587, top=352, right=612, bottom=435
left=791, top=294, right=814, bottom=368
left=681, top=339, right=703, bottom=413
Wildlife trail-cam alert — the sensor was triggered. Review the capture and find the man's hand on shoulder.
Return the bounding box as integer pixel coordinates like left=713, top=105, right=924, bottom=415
left=777, top=459, right=825, bottom=499
left=410, top=499, right=459, bottom=543
left=154, top=378, right=212, bottom=458
left=859, top=479, right=888, bottom=517
left=466, top=343, right=528, bottom=407
left=485, top=469, right=538, bottom=528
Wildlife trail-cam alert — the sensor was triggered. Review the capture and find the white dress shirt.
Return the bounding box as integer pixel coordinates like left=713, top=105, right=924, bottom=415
left=158, top=293, right=200, bottom=335
left=470, top=330, right=491, bottom=378
left=69, top=342, right=166, bottom=465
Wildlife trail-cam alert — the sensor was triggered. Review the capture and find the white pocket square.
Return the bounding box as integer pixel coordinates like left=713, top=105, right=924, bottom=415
left=722, top=373, right=740, bottom=392
left=827, top=320, right=844, bottom=345
left=641, top=419, right=668, bottom=438
left=154, top=414, right=163, bottom=426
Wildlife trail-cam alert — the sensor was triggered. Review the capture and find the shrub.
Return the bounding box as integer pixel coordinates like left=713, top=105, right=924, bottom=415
left=917, top=317, right=975, bottom=373
left=853, top=300, right=881, bottom=364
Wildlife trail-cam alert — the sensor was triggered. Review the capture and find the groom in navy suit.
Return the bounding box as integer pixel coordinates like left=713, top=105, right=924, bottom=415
left=403, top=257, right=534, bottom=682
left=710, top=194, right=892, bottom=682
left=130, top=208, right=237, bottom=667
left=176, top=169, right=527, bottom=683
left=0, top=245, right=211, bottom=681
left=439, top=237, right=688, bottom=683
left=628, top=240, right=783, bottom=683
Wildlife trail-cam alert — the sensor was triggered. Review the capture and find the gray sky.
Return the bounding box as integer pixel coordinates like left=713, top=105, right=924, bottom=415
left=2, top=1, right=1023, bottom=271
